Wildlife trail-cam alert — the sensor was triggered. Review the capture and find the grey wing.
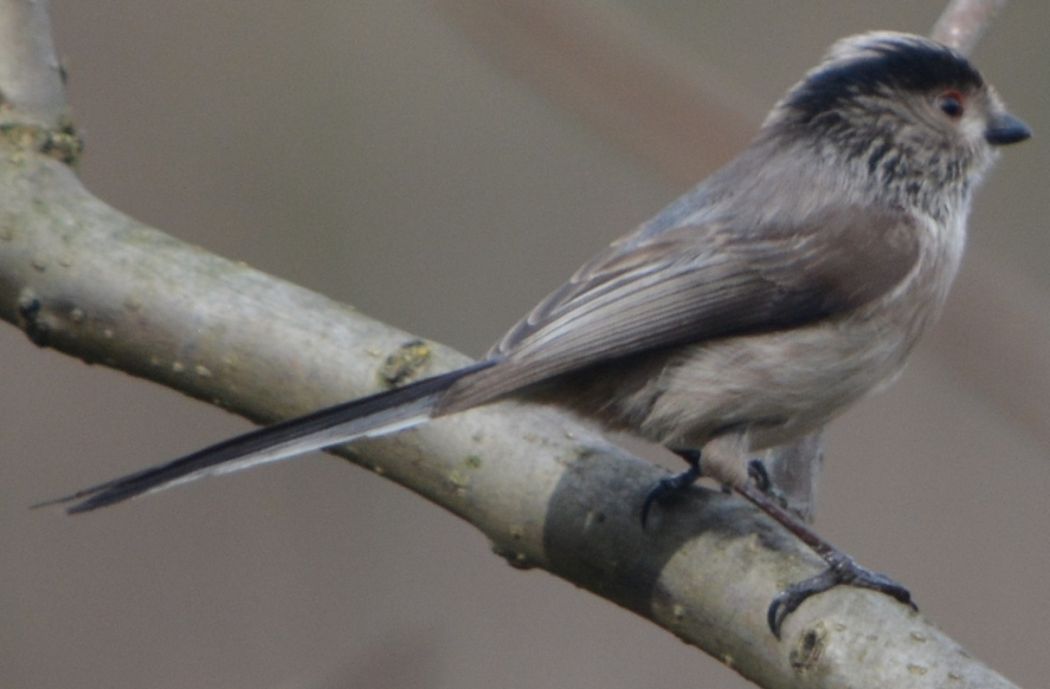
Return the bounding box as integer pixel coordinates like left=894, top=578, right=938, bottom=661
left=439, top=205, right=919, bottom=412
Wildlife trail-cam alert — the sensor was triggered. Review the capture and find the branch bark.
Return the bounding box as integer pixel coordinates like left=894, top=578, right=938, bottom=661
left=0, top=1, right=1022, bottom=688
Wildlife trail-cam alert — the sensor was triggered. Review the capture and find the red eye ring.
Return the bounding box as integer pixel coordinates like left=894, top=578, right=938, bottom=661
left=937, top=90, right=965, bottom=119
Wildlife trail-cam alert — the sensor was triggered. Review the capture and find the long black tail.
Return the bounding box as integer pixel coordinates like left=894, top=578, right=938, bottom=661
left=38, top=360, right=496, bottom=513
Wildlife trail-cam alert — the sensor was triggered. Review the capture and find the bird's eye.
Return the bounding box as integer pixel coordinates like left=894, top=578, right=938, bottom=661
left=937, top=91, right=965, bottom=119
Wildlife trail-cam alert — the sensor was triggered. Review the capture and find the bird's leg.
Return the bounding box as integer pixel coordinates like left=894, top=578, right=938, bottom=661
left=641, top=449, right=764, bottom=525
left=735, top=481, right=917, bottom=638
left=642, top=450, right=916, bottom=637
left=640, top=449, right=703, bottom=528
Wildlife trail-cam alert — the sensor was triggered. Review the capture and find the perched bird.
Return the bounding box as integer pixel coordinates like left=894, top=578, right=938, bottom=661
left=45, top=32, right=1030, bottom=635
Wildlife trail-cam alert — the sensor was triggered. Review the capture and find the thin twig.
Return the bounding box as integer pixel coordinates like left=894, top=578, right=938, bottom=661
left=931, top=0, right=1010, bottom=54
left=0, top=0, right=66, bottom=126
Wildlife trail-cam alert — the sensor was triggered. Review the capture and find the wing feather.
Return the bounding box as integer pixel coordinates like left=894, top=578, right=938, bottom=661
left=439, top=205, right=919, bottom=412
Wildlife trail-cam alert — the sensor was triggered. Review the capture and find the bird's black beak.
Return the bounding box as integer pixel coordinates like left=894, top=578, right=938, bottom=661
left=985, top=112, right=1031, bottom=146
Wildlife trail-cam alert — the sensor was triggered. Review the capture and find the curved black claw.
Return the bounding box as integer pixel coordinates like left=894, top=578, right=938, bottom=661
left=767, top=554, right=917, bottom=638
left=747, top=458, right=797, bottom=510
left=747, top=459, right=772, bottom=493
left=640, top=458, right=701, bottom=529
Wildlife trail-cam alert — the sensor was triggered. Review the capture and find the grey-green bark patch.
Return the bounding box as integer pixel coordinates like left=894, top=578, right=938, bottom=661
left=379, top=339, right=432, bottom=386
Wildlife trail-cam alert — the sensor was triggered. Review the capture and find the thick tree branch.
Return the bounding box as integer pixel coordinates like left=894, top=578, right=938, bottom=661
left=0, top=1, right=1022, bottom=687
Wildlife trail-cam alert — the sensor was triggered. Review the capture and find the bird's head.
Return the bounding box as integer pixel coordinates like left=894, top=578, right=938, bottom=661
left=764, top=32, right=1029, bottom=214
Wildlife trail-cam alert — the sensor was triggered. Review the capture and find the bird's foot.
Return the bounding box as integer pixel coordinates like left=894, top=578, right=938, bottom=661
left=642, top=452, right=778, bottom=527
left=640, top=449, right=702, bottom=528
left=746, top=459, right=792, bottom=510
left=767, top=550, right=916, bottom=638
left=641, top=451, right=916, bottom=638
left=736, top=481, right=916, bottom=638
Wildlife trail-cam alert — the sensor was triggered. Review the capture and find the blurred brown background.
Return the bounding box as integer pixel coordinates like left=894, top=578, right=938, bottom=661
left=4, top=2, right=1048, bottom=688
